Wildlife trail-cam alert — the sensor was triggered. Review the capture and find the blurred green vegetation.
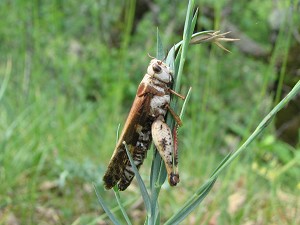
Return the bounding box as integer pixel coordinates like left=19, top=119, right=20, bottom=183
left=0, top=0, right=299, bottom=224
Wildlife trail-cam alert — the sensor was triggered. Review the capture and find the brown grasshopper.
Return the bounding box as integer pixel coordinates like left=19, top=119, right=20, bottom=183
left=102, top=58, right=184, bottom=191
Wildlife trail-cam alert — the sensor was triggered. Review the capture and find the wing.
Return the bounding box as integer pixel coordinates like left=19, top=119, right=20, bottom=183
left=103, top=82, right=153, bottom=190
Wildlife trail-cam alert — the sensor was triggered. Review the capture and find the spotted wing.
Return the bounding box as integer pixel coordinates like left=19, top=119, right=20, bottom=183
left=102, top=83, right=153, bottom=190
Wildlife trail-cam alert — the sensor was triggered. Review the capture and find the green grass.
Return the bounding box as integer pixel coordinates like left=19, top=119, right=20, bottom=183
left=1, top=0, right=299, bottom=224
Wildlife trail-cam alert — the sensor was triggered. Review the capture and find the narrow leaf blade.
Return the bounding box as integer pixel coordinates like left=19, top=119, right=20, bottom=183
left=113, top=187, right=133, bottom=225
left=156, top=28, right=165, bottom=60
left=123, top=142, right=152, bottom=215
left=164, top=178, right=217, bottom=225
left=93, top=184, right=122, bottom=225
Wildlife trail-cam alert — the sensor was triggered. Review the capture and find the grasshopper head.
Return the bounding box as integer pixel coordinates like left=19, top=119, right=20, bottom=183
left=147, top=59, right=173, bottom=85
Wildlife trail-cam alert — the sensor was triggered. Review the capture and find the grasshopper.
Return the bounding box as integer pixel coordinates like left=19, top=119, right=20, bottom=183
left=103, top=58, right=184, bottom=191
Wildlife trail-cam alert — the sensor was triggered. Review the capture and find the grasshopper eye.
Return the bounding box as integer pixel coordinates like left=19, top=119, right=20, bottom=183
left=152, top=64, right=162, bottom=73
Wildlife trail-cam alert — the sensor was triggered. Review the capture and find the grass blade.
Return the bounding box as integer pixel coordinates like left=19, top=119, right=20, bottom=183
left=174, top=0, right=196, bottom=93
left=166, top=45, right=175, bottom=68
left=163, top=74, right=300, bottom=225
left=190, top=8, right=199, bottom=38
left=165, top=79, right=300, bottom=224
left=0, top=58, right=12, bottom=102
left=93, top=184, right=122, bottom=225
left=179, top=87, right=192, bottom=119
left=149, top=150, right=163, bottom=225
left=150, top=149, right=162, bottom=189
left=210, top=152, right=233, bottom=177
left=164, top=178, right=217, bottom=225
left=123, top=142, right=152, bottom=216
left=86, top=196, right=139, bottom=225
left=113, top=187, right=133, bottom=225
left=156, top=28, right=165, bottom=60
left=208, top=80, right=300, bottom=181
